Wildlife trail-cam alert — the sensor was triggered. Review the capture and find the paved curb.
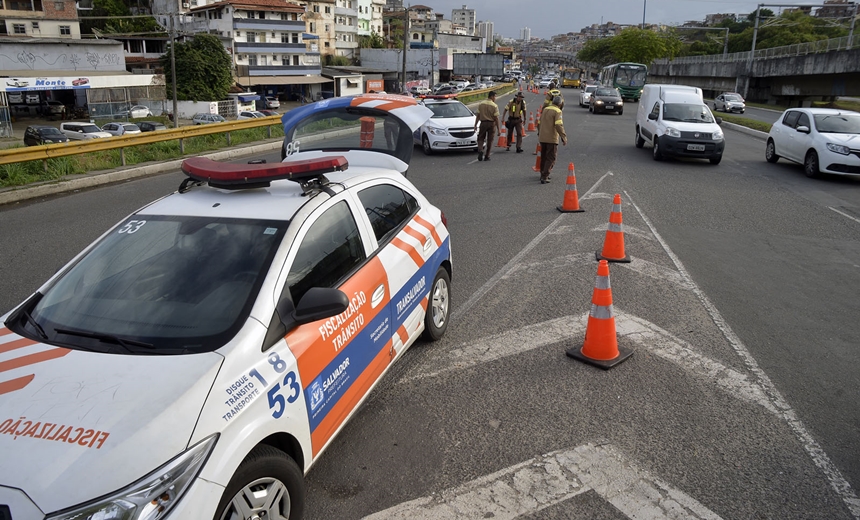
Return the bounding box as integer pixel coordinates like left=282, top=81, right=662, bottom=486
left=723, top=121, right=768, bottom=141
left=0, top=139, right=282, bottom=207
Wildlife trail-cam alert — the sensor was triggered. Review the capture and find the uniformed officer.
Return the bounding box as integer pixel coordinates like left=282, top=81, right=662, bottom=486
left=537, top=95, right=567, bottom=184
left=542, top=89, right=564, bottom=111
left=473, top=90, right=501, bottom=162
left=501, top=91, right=527, bottom=153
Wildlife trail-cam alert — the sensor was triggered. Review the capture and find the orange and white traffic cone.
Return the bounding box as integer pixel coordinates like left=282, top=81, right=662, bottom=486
left=532, top=145, right=542, bottom=172
left=496, top=126, right=507, bottom=148
left=557, top=163, right=585, bottom=213
left=596, top=194, right=630, bottom=263
left=566, top=260, right=634, bottom=370
left=532, top=143, right=540, bottom=155
left=527, top=112, right=536, bottom=133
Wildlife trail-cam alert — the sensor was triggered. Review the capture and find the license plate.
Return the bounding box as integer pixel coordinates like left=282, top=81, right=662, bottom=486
left=687, top=144, right=706, bottom=151
left=456, top=140, right=471, bottom=146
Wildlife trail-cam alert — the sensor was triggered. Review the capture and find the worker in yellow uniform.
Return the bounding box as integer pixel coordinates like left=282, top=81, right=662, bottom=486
left=536, top=95, right=567, bottom=184
left=501, top=91, right=527, bottom=153
left=542, top=89, right=564, bottom=111
left=473, top=91, right=501, bottom=162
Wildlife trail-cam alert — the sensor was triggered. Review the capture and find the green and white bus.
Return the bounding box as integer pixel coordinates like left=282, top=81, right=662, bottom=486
left=599, top=63, right=648, bottom=101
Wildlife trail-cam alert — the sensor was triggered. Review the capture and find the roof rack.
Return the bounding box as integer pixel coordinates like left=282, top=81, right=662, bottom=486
left=179, top=156, right=349, bottom=191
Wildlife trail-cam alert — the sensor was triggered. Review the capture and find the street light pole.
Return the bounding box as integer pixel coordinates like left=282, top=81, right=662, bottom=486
left=401, top=5, right=409, bottom=93
left=642, top=0, right=646, bottom=29
left=169, top=12, right=178, bottom=128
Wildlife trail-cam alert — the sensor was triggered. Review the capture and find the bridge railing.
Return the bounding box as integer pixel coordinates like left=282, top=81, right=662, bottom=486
left=653, top=35, right=860, bottom=65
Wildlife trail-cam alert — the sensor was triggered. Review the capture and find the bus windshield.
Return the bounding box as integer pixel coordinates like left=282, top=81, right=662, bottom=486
left=616, top=66, right=647, bottom=87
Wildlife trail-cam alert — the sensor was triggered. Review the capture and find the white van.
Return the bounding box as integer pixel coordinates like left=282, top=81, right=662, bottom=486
left=635, top=84, right=725, bottom=164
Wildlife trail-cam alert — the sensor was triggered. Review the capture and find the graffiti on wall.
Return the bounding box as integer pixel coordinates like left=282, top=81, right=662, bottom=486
left=0, top=51, right=123, bottom=71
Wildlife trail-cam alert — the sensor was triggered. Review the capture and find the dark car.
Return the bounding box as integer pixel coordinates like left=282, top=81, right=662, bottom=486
left=257, top=109, right=279, bottom=117
left=137, top=121, right=168, bottom=132
left=24, top=125, right=70, bottom=146
left=589, top=87, right=624, bottom=115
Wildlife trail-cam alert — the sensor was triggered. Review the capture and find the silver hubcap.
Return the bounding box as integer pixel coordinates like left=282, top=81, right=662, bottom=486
left=430, top=277, right=449, bottom=329
left=221, top=477, right=291, bottom=520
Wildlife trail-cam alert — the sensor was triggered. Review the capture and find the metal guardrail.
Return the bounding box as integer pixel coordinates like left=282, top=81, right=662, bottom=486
left=653, top=34, right=860, bottom=65
left=0, top=115, right=283, bottom=167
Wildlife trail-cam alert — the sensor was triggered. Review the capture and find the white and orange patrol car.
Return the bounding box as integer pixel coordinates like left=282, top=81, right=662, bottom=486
left=0, top=94, right=451, bottom=520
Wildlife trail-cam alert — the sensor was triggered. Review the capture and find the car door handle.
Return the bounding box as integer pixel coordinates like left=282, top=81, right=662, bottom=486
left=423, top=236, right=432, bottom=252
left=371, top=284, right=386, bottom=309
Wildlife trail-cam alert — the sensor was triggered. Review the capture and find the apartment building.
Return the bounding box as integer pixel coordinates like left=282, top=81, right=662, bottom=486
left=0, top=0, right=80, bottom=38
left=451, top=4, right=475, bottom=35
left=357, top=0, right=384, bottom=36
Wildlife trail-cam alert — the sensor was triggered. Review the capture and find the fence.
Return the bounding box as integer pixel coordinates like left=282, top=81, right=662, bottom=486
left=653, top=34, right=860, bottom=65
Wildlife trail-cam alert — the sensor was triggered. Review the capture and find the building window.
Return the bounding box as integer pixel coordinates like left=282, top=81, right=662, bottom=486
left=293, top=55, right=299, bottom=66
left=313, top=5, right=319, bottom=12
left=236, top=31, right=241, bottom=36
left=324, top=41, right=330, bottom=47
left=281, top=33, right=288, bottom=43
left=60, top=25, right=71, bottom=34
left=54, top=1, right=64, bottom=10
left=32, top=21, right=39, bottom=29
left=13, top=24, right=26, bottom=34
left=248, top=55, right=257, bottom=66
left=292, top=33, right=299, bottom=43
left=247, top=31, right=256, bottom=42
left=309, top=22, right=316, bottom=32
left=324, top=24, right=330, bottom=32
left=324, top=6, right=330, bottom=13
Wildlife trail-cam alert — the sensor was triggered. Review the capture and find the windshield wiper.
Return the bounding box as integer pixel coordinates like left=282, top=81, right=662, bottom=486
left=54, top=328, right=155, bottom=352
left=21, top=310, right=48, bottom=340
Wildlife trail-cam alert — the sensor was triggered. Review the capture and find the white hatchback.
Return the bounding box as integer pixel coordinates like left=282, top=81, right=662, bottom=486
left=765, top=108, right=860, bottom=178
left=101, top=122, right=142, bottom=136
left=579, top=85, right=598, bottom=107
left=413, top=97, right=478, bottom=155
left=0, top=94, right=452, bottom=520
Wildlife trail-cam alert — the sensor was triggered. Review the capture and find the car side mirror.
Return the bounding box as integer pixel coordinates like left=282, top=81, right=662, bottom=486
left=265, top=287, right=349, bottom=349
left=648, top=113, right=657, bottom=120
left=715, top=117, right=723, bottom=125
left=796, top=125, right=810, bottom=134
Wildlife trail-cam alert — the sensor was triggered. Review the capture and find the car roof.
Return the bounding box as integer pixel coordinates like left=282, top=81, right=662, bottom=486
left=784, top=108, right=857, bottom=115
left=28, top=124, right=58, bottom=130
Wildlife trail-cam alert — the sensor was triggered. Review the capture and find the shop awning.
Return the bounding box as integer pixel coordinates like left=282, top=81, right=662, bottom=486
left=302, top=33, right=319, bottom=39
left=246, top=75, right=332, bottom=86
left=237, top=94, right=260, bottom=101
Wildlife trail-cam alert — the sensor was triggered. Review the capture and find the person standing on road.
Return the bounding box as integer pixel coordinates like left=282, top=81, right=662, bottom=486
left=536, top=95, right=567, bottom=184
left=502, top=92, right=527, bottom=153
left=474, top=90, right=501, bottom=162
left=542, top=89, right=564, bottom=111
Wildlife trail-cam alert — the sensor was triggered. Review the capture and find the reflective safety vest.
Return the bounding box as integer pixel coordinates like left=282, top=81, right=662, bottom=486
left=508, top=100, right=525, bottom=118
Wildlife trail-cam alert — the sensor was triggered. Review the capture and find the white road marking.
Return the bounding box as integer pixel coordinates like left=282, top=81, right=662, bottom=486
left=829, top=206, right=860, bottom=225
left=624, top=190, right=860, bottom=518
left=590, top=224, right=656, bottom=242
left=618, top=256, right=695, bottom=291
left=363, top=442, right=723, bottom=520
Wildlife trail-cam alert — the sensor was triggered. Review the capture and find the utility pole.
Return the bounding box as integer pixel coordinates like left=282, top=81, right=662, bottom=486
left=169, top=12, right=178, bottom=128
left=401, top=5, right=409, bottom=93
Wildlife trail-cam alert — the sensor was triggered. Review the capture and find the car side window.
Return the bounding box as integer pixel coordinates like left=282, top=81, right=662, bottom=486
left=287, top=201, right=366, bottom=304
left=357, top=184, right=419, bottom=245
left=782, top=111, right=800, bottom=128
left=796, top=113, right=810, bottom=129
left=650, top=102, right=660, bottom=118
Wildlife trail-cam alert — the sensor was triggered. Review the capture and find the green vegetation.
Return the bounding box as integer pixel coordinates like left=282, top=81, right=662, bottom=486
left=718, top=114, right=773, bottom=133
left=79, top=0, right=161, bottom=37
left=160, top=34, right=234, bottom=102
left=0, top=124, right=284, bottom=189
left=813, top=99, right=860, bottom=111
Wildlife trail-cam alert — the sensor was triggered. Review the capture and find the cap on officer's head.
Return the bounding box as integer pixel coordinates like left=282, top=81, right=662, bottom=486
left=516, top=92, right=524, bottom=98
left=552, top=96, right=563, bottom=106
left=550, top=89, right=560, bottom=96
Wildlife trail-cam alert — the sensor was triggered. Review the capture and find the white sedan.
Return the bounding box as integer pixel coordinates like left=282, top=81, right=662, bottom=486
left=414, top=97, right=478, bottom=155
left=117, top=105, right=153, bottom=119
left=579, top=85, right=599, bottom=107
left=101, top=122, right=142, bottom=136
left=765, top=108, right=860, bottom=178
left=238, top=111, right=267, bottom=119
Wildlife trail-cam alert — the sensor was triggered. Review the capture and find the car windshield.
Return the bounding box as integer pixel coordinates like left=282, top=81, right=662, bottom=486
left=663, top=103, right=716, bottom=123
left=724, top=94, right=743, bottom=102
left=814, top=113, right=860, bottom=134
left=79, top=125, right=102, bottom=133
left=40, top=127, right=63, bottom=136
left=24, top=216, right=285, bottom=354
left=595, top=88, right=618, bottom=97
left=586, top=86, right=597, bottom=93
left=427, top=102, right=473, bottom=118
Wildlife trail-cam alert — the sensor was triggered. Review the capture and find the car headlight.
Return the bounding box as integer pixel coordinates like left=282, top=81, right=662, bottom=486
left=826, top=143, right=850, bottom=155
left=616, top=101, right=624, bottom=105
left=594, top=100, right=604, bottom=105
left=665, top=127, right=681, bottom=138
left=712, top=129, right=724, bottom=141
left=428, top=127, right=449, bottom=136
left=47, top=435, right=217, bottom=520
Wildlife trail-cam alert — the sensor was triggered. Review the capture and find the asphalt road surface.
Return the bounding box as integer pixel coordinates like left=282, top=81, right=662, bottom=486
left=1, top=91, right=859, bottom=519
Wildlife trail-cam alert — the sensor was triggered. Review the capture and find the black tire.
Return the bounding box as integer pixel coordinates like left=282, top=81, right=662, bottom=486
left=709, top=155, right=722, bottom=165
left=634, top=127, right=644, bottom=148
left=422, top=135, right=433, bottom=155
left=652, top=136, right=663, bottom=161
left=765, top=139, right=779, bottom=163
left=215, top=445, right=305, bottom=520
left=422, top=267, right=450, bottom=341
left=804, top=150, right=821, bottom=178
left=617, top=109, right=623, bottom=116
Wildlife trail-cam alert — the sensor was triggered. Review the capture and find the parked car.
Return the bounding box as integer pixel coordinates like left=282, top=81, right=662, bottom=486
left=117, top=105, right=153, bottom=119
left=432, top=83, right=451, bottom=93
left=765, top=107, right=860, bottom=178
left=23, top=125, right=69, bottom=146
left=0, top=93, right=450, bottom=520
left=409, top=85, right=431, bottom=96
left=589, top=87, right=624, bottom=115
left=714, top=92, right=745, bottom=113
left=414, top=97, right=478, bottom=155
left=59, top=122, right=113, bottom=140
left=238, top=111, right=267, bottom=120
left=265, top=96, right=280, bottom=109
left=192, top=113, right=227, bottom=125
left=137, top=121, right=168, bottom=132
left=433, top=86, right=460, bottom=96
left=258, top=109, right=279, bottom=117
left=39, top=100, right=66, bottom=117
left=579, top=85, right=599, bottom=107
left=538, top=78, right=552, bottom=88
left=101, top=122, right=142, bottom=136
left=8, top=92, right=24, bottom=104
left=450, top=79, right=470, bottom=90
left=25, top=93, right=40, bottom=104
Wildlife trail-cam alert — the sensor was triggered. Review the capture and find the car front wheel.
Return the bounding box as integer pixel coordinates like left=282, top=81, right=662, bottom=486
left=215, top=445, right=304, bottom=520
left=422, top=267, right=450, bottom=341
left=765, top=139, right=780, bottom=163
left=652, top=137, right=663, bottom=161
left=422, top=135, right=433, bottom=155
left=804, top=150, right=821, bottom=178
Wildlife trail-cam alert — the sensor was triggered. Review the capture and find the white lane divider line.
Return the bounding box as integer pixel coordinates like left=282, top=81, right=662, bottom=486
left=624, top=190, right=860, bottom=518
left=363, top=442, right=723, bottom=520
left=501, top=252, right=595, bottom=279
left=828, top=206, right=860, bottom=225
left=617, top=256, right=696, bottom=291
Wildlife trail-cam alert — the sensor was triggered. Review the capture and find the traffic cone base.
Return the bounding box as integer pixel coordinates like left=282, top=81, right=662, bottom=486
left=566, top=342, right=634, bottom=370
left=596, top=249, right=630, bottom=262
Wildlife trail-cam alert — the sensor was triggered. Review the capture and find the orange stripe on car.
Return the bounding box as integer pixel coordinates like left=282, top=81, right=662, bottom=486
left=310, top=340, right=392, bottom=456
left=391, top=237, right=424, bottom=267
left=412, top=215, right=442, bottom=247
left=402, top=225, right=428, bottom=248
left=0, top=337, right=38, bottom=354
left=0, top=348, right=70, bottom=373
left=0, top=327, right=10, bottom=337
left=0, top=374, right=35, bottom=396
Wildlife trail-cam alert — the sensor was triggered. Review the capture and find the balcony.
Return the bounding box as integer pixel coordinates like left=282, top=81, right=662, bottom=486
left=335, top=40, right=358, bottom=49
left=235, top=42, right=311, bottom=54
left=233, top=18, right=305, bottom=31
left=248, top=64, right=322, bottom=76
left=334, top=6, right=357, bottom=16
left=334, top=24, right=357, bottom=33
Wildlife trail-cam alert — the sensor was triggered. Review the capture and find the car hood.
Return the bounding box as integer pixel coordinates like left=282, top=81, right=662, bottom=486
left=594, top=96, right=621, bottom=102
left=821, top=132, right=860, bottom=146
left=0, top=327, right=222, bottom=514
left=86, top=131, right=114, bottom=138
left=426, top=115, right=476, bottom=129
left=664, top=121, right=722, bottom=133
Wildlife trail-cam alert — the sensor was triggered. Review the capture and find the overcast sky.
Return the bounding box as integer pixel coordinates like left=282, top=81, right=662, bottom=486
left=422, top=0, right=789, bottom=39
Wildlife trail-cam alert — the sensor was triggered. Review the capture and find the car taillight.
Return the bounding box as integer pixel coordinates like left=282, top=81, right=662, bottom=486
left=440, top=210, right=448, bottom=229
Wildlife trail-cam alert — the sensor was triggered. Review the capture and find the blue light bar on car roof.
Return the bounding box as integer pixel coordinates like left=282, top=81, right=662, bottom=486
left=181, top=156, right=349, bottom=187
